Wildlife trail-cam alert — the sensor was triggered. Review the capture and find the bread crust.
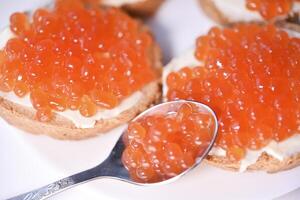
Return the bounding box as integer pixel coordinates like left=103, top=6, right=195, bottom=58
left=102, top=0, right=165, bottom=18
left=276, top=15, right=300, bottom=33
left=206, top=152, right=300, bottom=173
left=0, top=17, right=163, bottom=140
left=198, top=0, right=230, bottom=25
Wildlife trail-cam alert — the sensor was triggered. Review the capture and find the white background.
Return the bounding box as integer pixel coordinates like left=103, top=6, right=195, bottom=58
left=0, top=0, right=300, bottom=199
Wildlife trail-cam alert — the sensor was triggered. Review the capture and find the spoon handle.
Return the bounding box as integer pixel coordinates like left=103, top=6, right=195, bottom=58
left=8, top=159, right=112, bottom=200
left=9, top=176, right=76, bottom=200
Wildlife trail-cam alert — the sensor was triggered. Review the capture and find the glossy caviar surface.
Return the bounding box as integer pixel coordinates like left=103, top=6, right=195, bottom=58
left=246, top=0, right=299, bottom=20
left=166, top=24, right=300, bottom=161
left=0, top=0, right=156, bottom=122
left=122, top=103, right=215, bottom=183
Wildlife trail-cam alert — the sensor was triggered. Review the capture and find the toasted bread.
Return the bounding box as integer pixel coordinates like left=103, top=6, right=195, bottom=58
left=162, top=25, right=300, bottom=173
left=101, top=0, right=165, bottom=17
left=0, top=12, right=162, bottom=140
left=206, top=152, right=300, bottom=173
left=198, top=0, right=300, bottom=25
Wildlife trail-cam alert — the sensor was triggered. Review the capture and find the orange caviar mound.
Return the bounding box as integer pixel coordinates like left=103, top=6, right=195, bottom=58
left=0, top=0, right=157, bottom=122
left=122, top=103, right=215, bottom=183
left=246, top=0, right=299, bottom=20
left=166, top=24, right=300, bottom=161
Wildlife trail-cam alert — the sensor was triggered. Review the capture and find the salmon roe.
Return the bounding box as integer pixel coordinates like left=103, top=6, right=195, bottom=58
left=166, top=24, right=300, bottom=161
left=0, top=0, right=157, bottom=122
left=122, top=103, right=215, bottom=183
left=246, top=0, right=299, bottom=20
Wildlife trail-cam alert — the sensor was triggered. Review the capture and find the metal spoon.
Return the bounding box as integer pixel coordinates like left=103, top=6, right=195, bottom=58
left=8, top=100, right=218, bottom=200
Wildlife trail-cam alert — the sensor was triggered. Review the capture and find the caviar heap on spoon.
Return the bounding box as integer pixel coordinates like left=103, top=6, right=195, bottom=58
left=9, top=100, right=218, bottom=200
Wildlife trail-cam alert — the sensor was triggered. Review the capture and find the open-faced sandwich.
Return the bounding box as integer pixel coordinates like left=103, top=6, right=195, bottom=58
left=163, top=23, right=300, bottom=173
left=0, top=0, right=162, bottom=140
left=199, top=0, right=300, bottom=25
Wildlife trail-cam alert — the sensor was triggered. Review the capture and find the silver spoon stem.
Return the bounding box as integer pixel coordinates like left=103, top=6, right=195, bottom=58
left=9, top=139, right=130, bottom=200
left=9, top=160, right=108, bottom=200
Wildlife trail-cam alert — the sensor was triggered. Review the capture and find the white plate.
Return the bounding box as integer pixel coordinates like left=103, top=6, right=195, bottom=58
left=0, top=0, right=300, bottom=199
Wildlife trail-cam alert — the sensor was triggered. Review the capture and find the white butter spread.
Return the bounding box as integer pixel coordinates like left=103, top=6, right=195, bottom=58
left=208, top=147, right=226, bottom=157
left=212, top=0, right=300, bottom=22
left=101, top=0, right=145, bottom=7
left=0, top=27, right=142, bottom=128
left=59, top=91, right=142, bottom=128
left=163, top=47, right=300, bottom=172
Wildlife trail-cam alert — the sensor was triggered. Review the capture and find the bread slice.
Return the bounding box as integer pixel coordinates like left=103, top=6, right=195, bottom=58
left=0, top=21, right=162, bottom=140
left=206, top=151, right=300, bottom=173
left=162, top=25, right=300, bottom=173
left=198, top=0, right=300, bottom=25
left=101, top=0, right=165, bottom=17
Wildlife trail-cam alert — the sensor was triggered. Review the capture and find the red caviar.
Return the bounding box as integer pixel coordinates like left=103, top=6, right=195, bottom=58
left=0, top=0, right=157, bottom=122
left=246, top=0, right=299, bottom=20
left=122, top=103, right=215, bottom=183
left=166, top=24, right=300, bottom=161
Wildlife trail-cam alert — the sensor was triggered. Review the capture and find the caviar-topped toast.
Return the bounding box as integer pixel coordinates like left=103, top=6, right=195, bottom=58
left=199, top=0, right=300, bottom=25
left=0, top=0, right=162, bottom=140
left=162, top=24, right=300, bottom=173
left=100, top=0, right=165, bottom=17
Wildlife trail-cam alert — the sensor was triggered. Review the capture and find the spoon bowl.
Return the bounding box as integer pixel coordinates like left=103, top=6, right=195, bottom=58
left=9, top=100, right=218, bottom=200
